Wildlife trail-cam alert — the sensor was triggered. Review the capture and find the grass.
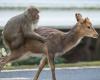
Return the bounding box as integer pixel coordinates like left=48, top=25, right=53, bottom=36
left=3, top=61, right=100, bottom=70
left=56, top=61, right=100, bottom=67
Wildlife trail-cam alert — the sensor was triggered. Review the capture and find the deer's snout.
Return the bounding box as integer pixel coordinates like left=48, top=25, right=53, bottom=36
left=93, top=33, right=99, bottom=38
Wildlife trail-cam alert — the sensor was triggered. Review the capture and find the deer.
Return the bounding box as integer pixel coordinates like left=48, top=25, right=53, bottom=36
left=0, top=13, right=98, bottom=80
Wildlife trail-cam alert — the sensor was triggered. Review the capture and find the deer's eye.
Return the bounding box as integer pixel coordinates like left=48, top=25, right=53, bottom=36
left=87, top=26, right=91, bottom=29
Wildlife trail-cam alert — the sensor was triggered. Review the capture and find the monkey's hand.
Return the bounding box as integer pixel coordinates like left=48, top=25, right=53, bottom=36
left=38, top=36, right=47, bottom=43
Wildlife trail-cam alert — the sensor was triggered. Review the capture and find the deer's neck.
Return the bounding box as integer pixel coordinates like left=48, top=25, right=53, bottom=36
left=62, top=28, right=83, bottom=53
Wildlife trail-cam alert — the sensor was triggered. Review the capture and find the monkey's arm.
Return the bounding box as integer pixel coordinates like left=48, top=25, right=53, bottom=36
left=22, top=25, right=46, bottom=43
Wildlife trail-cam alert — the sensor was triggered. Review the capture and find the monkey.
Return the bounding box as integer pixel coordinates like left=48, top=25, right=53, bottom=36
left=2, top=6, right=46, bottom=50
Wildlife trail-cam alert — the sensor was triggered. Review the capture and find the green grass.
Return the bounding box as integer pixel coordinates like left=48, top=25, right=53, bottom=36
left=3, top=61, right=100, bottom=70
left=56, top=61, right=100, bottom=67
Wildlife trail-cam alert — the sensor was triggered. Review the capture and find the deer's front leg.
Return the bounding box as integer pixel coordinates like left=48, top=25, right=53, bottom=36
left=33, top=56, right=47, bottom=80
left=48, top=54, right=56, bottom=80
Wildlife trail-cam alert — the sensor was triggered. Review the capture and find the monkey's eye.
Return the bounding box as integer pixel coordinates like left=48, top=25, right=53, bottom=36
left=87, top=26, right=91, bottom=29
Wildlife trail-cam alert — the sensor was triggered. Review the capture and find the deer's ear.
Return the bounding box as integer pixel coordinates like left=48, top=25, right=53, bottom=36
left=83, top=17, right=89, bottom=23
left=75, top=13, right=83, bottom=23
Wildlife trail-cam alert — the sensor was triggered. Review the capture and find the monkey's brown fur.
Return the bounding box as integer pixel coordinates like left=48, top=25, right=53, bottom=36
left=3, top=6, right=46, bottom=50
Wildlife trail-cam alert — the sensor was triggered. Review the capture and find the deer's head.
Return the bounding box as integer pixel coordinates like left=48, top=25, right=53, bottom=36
left=75, top=13, right=98, bottom=38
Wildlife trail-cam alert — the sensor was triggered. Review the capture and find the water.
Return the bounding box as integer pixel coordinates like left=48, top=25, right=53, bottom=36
left=0, top=68, right=100, bottom=80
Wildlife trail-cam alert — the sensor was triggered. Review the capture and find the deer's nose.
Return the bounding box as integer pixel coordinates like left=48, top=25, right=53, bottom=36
left=93, top=34, right=99, bottom=38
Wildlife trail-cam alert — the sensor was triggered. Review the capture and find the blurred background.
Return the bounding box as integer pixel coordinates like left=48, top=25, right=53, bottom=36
left=0, top=0, right=100, bottom=67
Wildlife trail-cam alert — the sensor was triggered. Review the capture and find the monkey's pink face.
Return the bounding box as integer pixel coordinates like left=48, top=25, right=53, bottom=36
left=34, top=13, right=39, bottom=20
left=27, top=7, right=40, bottom=22
left=32, top=9, right=39, bottom=21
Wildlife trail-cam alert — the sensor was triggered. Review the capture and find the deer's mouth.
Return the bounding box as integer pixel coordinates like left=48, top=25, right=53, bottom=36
left=93, top=34, right=99, bottom=38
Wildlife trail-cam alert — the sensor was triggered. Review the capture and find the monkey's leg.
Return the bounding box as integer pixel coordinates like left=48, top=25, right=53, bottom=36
left=33, top=56, right=47, bottom=80
left=11, top=37, right=24, bottom=49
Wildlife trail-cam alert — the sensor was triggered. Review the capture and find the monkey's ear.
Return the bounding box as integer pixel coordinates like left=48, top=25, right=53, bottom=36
left=75, top=13, right=84, bottom=23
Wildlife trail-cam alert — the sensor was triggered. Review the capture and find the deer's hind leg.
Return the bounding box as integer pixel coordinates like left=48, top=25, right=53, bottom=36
left=0, top=50, right=23, bottom=71
left=0, top=56, right=8, bottom=71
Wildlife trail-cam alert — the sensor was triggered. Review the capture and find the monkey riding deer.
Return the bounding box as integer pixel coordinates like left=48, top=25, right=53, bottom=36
left=0, top=13, right=98, bottom=80
left=3, top=6, right=46, bottom=51
left=1, top=5, right=46, bottom=77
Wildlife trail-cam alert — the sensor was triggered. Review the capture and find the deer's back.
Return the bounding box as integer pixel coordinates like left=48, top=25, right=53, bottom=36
left=35, top=27, right=63, bottom=37
left=35, top=27, right=64, bottom=54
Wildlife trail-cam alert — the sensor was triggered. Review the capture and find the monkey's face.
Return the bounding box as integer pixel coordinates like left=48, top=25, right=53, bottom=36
left=28, top=7, right=39, bottom=23
left=32, top=9, right=39, bottom=23
left=32, top=9, right=39, bottom=20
